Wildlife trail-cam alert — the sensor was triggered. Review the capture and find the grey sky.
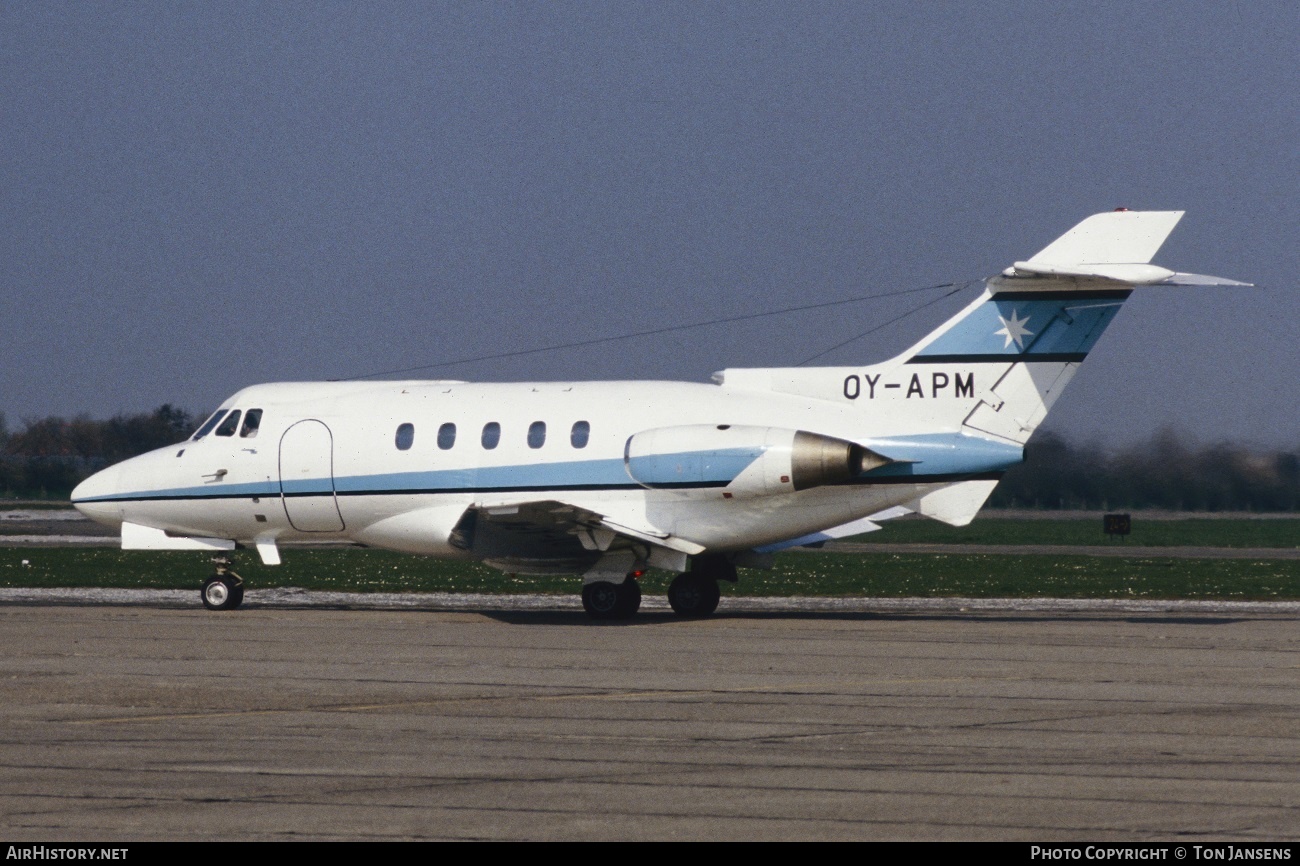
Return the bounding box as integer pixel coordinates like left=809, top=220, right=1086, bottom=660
left=2, top=2, right=1296, bottom=445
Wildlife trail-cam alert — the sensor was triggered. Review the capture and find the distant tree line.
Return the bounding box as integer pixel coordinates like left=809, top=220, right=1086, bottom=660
left=0, top=405, right=199, bottom=498
left=2, top=407, right=1299, bottom=510
left=990, top=430, right=1300, bottom=512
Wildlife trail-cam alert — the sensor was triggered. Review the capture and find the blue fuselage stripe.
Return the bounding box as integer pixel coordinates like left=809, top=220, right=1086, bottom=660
left=71, top=435, right=1022, bottom=504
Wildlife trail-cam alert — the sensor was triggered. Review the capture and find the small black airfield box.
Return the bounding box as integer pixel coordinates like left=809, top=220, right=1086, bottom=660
left=1104, top=513, right=1131, bottom=538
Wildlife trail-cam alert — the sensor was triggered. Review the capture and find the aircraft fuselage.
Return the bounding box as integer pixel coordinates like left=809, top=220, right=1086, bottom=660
left=73, top=376, right=1007, bottom=569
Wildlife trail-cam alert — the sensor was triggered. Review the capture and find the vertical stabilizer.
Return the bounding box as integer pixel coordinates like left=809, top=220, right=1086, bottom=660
left=716, top=211, right=1244, bottom=447
left=886, top=211, right=1201, bottom=444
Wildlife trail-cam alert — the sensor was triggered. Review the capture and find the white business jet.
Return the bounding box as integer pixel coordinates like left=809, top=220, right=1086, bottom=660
left=71, top=210, right=1244, bottom=618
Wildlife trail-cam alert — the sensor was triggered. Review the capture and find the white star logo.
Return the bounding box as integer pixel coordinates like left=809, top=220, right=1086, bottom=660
left=994, top=308, right=1034, bottom=349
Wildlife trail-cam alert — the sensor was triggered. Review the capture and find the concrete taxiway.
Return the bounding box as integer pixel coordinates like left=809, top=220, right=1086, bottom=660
left=1, top=594, right=1297, bottom=841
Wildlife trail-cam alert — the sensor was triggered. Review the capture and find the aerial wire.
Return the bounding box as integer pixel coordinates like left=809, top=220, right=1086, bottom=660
left=794, top=280, right=974, bottom=366
left=336, top=279, right=978, bottom=381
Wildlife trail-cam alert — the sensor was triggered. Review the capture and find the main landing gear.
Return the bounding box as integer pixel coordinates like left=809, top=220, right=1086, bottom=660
left=200, top=556, right=245, bottom=611
left=582, top=576, right=642, bottom=620
left=667, top=555, right=735, bottom=618
left=667, top=572, right=721, bottom=618
left=580, top=555, right=737, bottom=621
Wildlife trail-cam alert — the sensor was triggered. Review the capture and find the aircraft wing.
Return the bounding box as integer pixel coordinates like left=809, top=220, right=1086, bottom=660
left=451, top=499, right=705, bottom=573
left=753, top=506, right=913, bottom=553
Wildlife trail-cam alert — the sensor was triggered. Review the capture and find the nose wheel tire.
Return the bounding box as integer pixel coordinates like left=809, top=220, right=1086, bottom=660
left=668, top=573, right=720, bottom=618
left=201, top=574, right=244, bottom=611
left=582, top=578, right=641, bottom=620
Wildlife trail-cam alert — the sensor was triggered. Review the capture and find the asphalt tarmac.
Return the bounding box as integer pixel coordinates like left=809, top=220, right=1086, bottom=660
left=1, top=595, right=1297, bottom=841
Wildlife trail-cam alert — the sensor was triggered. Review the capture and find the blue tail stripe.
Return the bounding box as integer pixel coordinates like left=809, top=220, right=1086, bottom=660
left=913, top=295, right=1126, bottom=360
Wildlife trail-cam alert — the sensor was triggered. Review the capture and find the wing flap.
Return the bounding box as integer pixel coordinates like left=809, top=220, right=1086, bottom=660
left=458, top=500, right=704, bottom=561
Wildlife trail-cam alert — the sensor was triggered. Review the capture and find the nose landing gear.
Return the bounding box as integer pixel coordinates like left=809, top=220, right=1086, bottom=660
left=201, top=556, right=245, bottom=611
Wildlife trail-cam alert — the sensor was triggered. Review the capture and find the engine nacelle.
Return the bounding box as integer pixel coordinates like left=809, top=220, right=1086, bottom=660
left=623, top=424, right=890, bottom=498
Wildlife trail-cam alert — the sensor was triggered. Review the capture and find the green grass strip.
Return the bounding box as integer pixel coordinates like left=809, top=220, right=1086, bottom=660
left=3, top=548, right=1299, bottom=601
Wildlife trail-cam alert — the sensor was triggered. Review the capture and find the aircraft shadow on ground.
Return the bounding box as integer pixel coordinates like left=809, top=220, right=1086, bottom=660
left=475, top=609, right=1248, bottom=627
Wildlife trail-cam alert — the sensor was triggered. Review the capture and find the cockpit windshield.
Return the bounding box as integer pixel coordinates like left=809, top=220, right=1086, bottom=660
left=191, top=407, right=263, bottom=441
left=191, top=410, right=229, bottom=441
left=214, top=410, right=242, bottom=437
left=240, top=409, right=262, bottom=438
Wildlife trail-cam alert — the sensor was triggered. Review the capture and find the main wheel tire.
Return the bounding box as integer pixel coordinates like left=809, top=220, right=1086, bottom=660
left=582, top=581, right=621, bottom=619
left=613, top=577, right=642, bottom=619
left=583, top=579, right=642, bottom=620
left=201, top=575, right=243, bottom=611
left=668, top=573, right=720, bottom=618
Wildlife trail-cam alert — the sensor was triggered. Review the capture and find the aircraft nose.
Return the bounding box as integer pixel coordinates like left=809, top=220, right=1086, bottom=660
left=71, top=463, right=124, bottom=528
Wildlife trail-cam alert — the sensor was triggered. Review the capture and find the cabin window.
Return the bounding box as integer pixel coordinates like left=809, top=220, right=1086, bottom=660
left=192, top=410, right=228, bottom=441
left=395, top=423, right=415, bottom=451
left=481, top=422, right=500, bottom=450
left=437, top=422, right=457, bottom=450
left=240, top=409, right=263, bottom=438
left=527, top=421, right=546, bottom=449
left=570, top=420, right=590, bottom=449
left=214, top=410, right=242, bottom=437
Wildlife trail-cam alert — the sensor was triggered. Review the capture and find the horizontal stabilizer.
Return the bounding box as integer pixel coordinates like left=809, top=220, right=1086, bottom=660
left=1008, top=262, right=1251, bottom=287
left=1009, top=261, right=1176, bottom=284
left=996, top=210, right=1249, bottom=289
left=1160, top=272, right=1253, bottom=287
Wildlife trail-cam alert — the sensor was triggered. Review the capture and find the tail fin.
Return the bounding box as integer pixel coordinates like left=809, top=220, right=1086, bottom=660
left=717, top=210, right=1245, bottom=448
left=888, top=210, right=1246, bottom=445
left=876, top=210, right=1245, bottom=526
left=714, top=211, right=1244, bottom=528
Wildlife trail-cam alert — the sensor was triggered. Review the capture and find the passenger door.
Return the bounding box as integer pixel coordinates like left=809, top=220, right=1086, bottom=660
left=279, top=419, right=345, bottom=531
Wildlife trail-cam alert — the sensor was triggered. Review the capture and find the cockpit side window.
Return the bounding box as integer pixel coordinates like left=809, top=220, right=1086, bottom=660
left=215, top=410, right=242, bottom=437
left=240, top=409, right=263, bottom=439
left=192, top=410, right=229, bottom=441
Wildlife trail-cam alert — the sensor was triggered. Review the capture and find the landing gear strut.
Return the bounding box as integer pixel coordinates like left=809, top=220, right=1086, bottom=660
left=582, top=576, right=641, bottom=620
left=201, top=556, right=245, bottom=611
